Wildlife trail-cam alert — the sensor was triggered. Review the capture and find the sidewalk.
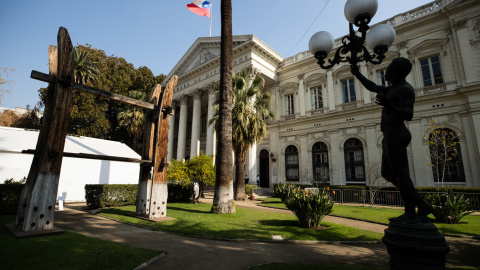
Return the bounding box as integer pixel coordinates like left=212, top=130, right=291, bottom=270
left=54, top=191, right=480, bottom=270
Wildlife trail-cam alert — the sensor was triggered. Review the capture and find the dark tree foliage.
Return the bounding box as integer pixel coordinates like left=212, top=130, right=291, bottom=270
left=38, top=44, right=166, bottom=152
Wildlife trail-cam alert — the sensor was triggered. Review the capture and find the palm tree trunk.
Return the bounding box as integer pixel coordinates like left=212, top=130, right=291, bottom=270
left=234, top=144, right=246, bottom=200
left=211, top=0, right=235, bottom=214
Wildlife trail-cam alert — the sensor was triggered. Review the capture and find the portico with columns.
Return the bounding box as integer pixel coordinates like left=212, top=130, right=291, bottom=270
left=164, top=35, right=283, bottom=183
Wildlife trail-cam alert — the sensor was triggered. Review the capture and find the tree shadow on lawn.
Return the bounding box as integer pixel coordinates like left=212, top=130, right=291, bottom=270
left=167, top=206, right=210, bottom=214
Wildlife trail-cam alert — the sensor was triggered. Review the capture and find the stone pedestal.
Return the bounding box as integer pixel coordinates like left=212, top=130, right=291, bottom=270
left=383, top=222, right=450, bottom=269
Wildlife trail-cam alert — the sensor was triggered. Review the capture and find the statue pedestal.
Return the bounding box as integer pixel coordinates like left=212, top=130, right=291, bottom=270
left=382, top=222, right=450, bottom=269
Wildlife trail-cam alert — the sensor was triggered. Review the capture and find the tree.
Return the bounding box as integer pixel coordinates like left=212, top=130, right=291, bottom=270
left=0, top=109, right=20, bottom=127
left=38, top=44, right=165, bottom=147
left=167, top=159, right=190, bottom=184
left=211, top=0, right=235, bottom=214
left=13, top=104, right=42, bottom=129
left=365, top=161, right=388, bottom=206
left=425, top=119, right=464, bottom=186
left=187, top=153, right=215, bottom=199
left=73, top=47, right=100, bottom=84
left=117, top=90, right=147, bottom=152
left=0, top=67, right=15, bottom=105
left=210, top=69, right=274, bottom=200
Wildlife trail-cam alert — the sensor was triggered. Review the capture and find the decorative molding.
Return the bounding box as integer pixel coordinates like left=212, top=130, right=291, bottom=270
left=397, top=40, right=408, bottom=50
left=193, top=90, right=203, bottom=100
left=179, top=95, right=190, bottom=105
left=453, top=19, right=468, bottom=30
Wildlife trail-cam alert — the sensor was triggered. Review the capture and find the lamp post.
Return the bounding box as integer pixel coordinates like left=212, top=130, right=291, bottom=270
left=309, top=0, right=395, bottom=69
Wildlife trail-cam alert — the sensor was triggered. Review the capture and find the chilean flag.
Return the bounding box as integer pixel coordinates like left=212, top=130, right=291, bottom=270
left=187, top=1, right=211, bottom=18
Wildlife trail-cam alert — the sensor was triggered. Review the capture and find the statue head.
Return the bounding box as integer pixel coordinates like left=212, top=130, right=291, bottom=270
left=385, top=57, right=412, bottom=82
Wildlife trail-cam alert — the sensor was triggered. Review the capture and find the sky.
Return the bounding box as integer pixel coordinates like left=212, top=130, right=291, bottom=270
left=1, top=0, right=434, bottom=109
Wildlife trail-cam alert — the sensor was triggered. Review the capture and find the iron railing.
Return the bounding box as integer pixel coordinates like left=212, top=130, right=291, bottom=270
left=324, top=189, right=480, bottom=211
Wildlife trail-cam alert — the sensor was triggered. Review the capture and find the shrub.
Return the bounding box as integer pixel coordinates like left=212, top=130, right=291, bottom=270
left=0, top=184, right=24, bottom=214
left=273, top=183, right=297, bottom=201
left=245, top=184, right=258, bottom=196
left=284, top=188, right=334, bottom=228
left=167, top=183, right=195, bottom=203
left=85, top=184, right=137, bottom=209
left=426, top=190, right=473, bottom=224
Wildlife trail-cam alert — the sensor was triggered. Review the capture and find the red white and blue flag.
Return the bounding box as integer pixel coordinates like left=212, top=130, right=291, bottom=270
left=187, top=1, right=211, bottom=18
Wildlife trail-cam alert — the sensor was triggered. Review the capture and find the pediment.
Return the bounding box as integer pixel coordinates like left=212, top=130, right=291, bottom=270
left=166, top=35, right=253, bottom=80
left=278, top=82, right=298, bottom=94
left=304, top=73, right=327, bottom=85
left=408, top=38, right=448, bottom=53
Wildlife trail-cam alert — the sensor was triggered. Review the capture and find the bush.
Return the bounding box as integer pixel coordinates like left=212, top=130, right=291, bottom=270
left=85, top=184, right=137, bottom=209
left=284, top=188, right=334, bottom=228
left=426, top=190, right=473, bottom=224
left=273, top=183, right=297, bottom=201
left=245, top=184, right=258, bottom=196
left=167, top=183, right=195, bottom=203
left=85, top=183, right=196, bottom=208
left=0, top=184, right=24, bottom=214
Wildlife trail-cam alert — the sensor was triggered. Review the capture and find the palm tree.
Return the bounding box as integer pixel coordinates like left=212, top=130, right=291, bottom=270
left=210, top=69, right=274, bottom=200
left=73, top=47, right=100, bottom=84
left=117, top=90, right=147, bottom=152
left=211, top=0, right=235, bottom=214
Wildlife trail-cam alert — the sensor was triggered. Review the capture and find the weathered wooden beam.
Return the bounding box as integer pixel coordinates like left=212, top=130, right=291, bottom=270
left=148, top=76, right=178, bottom=219
left=21, top=149, right=151, bottom=164
left=31, top=70, right=156, bottom=111
left=136, top=84, right=162, bottom=216
left=16, top=27, right=75, bottom=232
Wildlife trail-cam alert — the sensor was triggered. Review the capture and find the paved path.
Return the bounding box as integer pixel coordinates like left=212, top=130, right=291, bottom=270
left=54, top=196, right=480, bottom=270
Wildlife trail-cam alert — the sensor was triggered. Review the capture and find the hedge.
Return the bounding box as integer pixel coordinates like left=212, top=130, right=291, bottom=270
left=85, top=183, right=196, bottom=209
left=0, top=184, right=24, bottom=215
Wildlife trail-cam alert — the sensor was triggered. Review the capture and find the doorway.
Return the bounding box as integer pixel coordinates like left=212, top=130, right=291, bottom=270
left=259, top=149, right=270, bottom=188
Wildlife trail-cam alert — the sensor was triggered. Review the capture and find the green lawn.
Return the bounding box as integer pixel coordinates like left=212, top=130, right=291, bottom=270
left=99, top=203, right=382, bottom=241
left=257, top=197, right=480, bottom=237
left=0, top=216, right=162, bottom=270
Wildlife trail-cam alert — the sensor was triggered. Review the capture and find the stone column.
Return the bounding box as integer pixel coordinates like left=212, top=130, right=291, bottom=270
left=327, top=70, right=335, bottom=112
left=408, top=119, right=427, bottom=186
left=361, top=64, right=371, bottom=105
left=246, top=67, right=261, bottom=180
left=167, top=101, right=177, bottom=162
left=206, top=85, right=216, bottom=156
left=329, top=129, right=341, bottom=185
left=298, top=74, right=306, bottom=116
left=190, top=90, right=203, bottom=159
left=176, top=95, right=189, bottom=161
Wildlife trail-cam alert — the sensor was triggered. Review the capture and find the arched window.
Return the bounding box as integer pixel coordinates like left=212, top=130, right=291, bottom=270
left=312, top=142, right=329, bottom=185
left=344, top=138, right=365, bottom=184
left=428, top=128, right=465, bottom=183
left=285, top=145, right=299, bottom=182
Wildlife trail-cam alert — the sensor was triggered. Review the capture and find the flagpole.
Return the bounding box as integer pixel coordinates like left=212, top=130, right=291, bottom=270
left=209, top=2, right=213, bottom=37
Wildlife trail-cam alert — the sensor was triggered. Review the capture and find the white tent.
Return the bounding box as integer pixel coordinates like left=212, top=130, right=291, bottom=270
left=0, top=127, right=141, bottom=202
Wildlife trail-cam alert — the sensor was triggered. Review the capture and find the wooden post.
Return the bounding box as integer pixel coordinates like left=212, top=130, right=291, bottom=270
left=148, top=76, right=177, bottom=219
left=16, top=27, right=74, bottom=232
left=136, top=84, right=161, bottom=215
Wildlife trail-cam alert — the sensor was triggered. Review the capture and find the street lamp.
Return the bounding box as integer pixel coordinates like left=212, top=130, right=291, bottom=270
left=309, top=0, right=395, bottom=69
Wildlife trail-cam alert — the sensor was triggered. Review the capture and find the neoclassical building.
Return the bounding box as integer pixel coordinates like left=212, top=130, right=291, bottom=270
left=164, top=0, right=480, bottom=188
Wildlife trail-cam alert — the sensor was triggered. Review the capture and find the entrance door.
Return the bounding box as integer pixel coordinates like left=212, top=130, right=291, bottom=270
left=259, top=149, right=270, bottom=188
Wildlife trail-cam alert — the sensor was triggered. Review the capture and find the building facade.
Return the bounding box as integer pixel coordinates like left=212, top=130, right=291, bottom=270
left=164, top=0, right=480, bottom=188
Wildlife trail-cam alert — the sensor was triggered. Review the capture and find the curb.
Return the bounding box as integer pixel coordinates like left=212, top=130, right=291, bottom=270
left=132, top=253, right=167, bottom=270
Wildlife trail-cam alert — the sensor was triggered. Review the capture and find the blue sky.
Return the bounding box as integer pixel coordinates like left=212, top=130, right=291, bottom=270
left=1, top=0, right=433, bottom=109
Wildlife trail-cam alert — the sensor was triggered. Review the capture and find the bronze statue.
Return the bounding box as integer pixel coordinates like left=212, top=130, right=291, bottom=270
left=351, top=57, right=433, bottom=223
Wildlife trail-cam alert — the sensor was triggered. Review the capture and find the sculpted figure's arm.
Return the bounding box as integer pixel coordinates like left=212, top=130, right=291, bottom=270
left=350, top=65, right=387, bottom=94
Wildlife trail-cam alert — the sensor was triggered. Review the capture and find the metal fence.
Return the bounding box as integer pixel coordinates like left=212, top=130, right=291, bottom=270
left=326, top=189, right=480, bottom=211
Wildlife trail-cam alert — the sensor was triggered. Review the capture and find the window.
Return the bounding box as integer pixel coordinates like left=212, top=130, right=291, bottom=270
left=310, top=86, right=323, bottom=110
left=344, top=138, right=365, bottom=183
left=285, top=94, right=295, bottom=115
left=428, top=128, right=465, bottom=183
left=376, top=70, right=391, bottom=86
left=420, top=56, right=443, bottom=87
left=285, top=145, right=299, bottom=181
left=341, top=78, right=356, bottom=103
left=312, top=142, right=329, bottom=184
